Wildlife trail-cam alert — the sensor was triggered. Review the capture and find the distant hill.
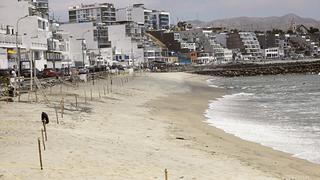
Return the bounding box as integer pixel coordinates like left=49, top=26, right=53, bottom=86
left=188, top=14, right=320, bottom=31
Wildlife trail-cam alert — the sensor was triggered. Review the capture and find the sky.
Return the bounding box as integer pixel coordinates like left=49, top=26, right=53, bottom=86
left=50, top=0, right=320, bottom=22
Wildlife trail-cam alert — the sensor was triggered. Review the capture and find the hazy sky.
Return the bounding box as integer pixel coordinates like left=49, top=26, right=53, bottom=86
left=50, top=0, right=320, bottom=22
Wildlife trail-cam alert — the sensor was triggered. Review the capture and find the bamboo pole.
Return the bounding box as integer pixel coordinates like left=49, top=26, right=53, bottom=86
left=35, top=90, right=38, bottom=103
left=38, top=138, right=43, bottom=170
left=42, top=121, right=47, bottom=141
left=28, top=91, right=30, bottom=102
left=61, top=97, right=64, bottom=118
left=75, top=95, right=78, bottom=108
left=55, top=106, right=59, bottom=124
left=41, top=129, right=46, bottom=151
left=90, top=89, right=93, bottom=101
left=84, top=90, right=87, bottom=104
left=165, top=169, right=168, bottom=180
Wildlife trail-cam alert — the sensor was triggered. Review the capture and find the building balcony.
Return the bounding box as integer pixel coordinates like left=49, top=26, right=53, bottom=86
left=0, top=34, right=22, bottom=48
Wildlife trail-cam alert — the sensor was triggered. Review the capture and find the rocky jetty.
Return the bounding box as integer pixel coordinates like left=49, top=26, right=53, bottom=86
left=193, top=60, right=320, bottom=77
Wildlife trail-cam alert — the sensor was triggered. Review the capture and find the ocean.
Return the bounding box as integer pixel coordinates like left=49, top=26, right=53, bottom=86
left=205, top=74, right=320, bottom=164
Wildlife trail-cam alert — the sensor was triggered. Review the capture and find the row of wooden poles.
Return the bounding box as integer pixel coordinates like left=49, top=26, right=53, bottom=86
left=34, top=71, right=144, bottom=169
left=34, top=71, right=170, bottom=179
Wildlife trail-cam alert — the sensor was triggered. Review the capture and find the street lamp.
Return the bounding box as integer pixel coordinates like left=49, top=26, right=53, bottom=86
left=15, top=15, right=28, bottom=79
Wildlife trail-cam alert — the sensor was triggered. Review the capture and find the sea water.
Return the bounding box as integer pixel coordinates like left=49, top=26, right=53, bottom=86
left=205, top=74, right=320, bottom=164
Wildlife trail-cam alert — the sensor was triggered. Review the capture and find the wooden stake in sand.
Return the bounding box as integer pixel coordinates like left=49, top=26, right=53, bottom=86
left=61, top=97, right=64, bottom=118
left=55, top=106, right=59, bottom=124
left=75, top=95, right=78, bottom=108
left=28, top=91, right=31, bottom=102
left=42, top=121, right=47, bottom=141
left=91, top=89, right=93, bottom=101
left=84, top=90, right=87, bottom=104
left=99, top=88, right=101, bottom=99
left=41, top=129, right=46, bottom=151
left=165, top=169, right=168, bottom=180
left=35, top=90, right=38, bottom=103
left=38, top=138, right=43, bottom=170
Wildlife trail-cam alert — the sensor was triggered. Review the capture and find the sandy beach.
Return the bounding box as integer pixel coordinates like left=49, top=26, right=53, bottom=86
left=1, top=72, right=320, bottom=179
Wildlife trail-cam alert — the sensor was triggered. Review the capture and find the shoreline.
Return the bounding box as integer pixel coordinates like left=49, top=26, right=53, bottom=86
left=1, top=72, right=320, bottom=179
left=148, top=73, right=320, bottom=179
left=204, top=74, right=320, bottom=165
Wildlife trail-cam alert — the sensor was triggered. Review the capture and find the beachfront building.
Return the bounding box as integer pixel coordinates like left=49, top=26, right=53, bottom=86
left=0, top=0, right=50, bottom=71
left=179, top=28, right=232, bottom=64
left=0, top=25, right=20, bottom=69
left=68, top=3, right=116, bottom=26
left=227, top=31, right=262, bottom=60
left=107, top=22, right=144, bottom=67
left=143, top=32, right=169, bottom=65
left=263, top=47, right=284, bottom=59
left=59, top=22, right=104, bottom=67
left=197, top=52, right=215, bottom=64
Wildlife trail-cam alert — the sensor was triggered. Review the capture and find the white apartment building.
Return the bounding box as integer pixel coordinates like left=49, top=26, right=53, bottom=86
left=116, top=4, right=170, bottom=30
left=68, top=3, right=116, bottom=25
left=222, top=49, right=233, bottom=63
left=0, top=26, right=22, bottom=69
left=116, top=4, right=152, bottom=29
left=107, top=23, right=144, bottom=66
left=60, top=22, right=98, bottom=67
left=263, top=47, right=284, bottom=59
left=197, top=52, right=215, bottom=64
left=151, top=11, right=170, bottom=30
left=0, top=0, right=50, bottom=70
left=181, top=42, right=196, bottom=51
left=49, top=30, right=73, bottom=68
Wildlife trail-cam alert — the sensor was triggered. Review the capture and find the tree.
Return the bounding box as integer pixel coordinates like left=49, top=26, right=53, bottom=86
left=309, top=27, right=319, bottom=34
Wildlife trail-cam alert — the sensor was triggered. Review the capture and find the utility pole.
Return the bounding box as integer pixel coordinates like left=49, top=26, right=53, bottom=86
left=16, top=15, right=28, bottom=81
left=77, top=30, right=90, bottom=67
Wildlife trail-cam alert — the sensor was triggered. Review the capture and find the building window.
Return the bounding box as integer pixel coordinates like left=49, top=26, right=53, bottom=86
left=34, top=51, right=40, bottom=60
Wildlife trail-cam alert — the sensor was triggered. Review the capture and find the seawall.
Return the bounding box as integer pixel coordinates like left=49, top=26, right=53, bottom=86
left=193, top=60, right=320, bottom=77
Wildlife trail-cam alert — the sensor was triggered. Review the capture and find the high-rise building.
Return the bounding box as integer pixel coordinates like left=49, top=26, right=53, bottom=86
left=68, top=3, right=116, bottom=25
left=116, top=4, right=170, bottom=30
left=151, top=11, right=170, bottom=30
left=116, top=4, right=153, bottom=29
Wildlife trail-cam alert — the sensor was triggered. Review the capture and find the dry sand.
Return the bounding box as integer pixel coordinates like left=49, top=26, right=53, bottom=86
left=0, top=72, right=320, bottom=180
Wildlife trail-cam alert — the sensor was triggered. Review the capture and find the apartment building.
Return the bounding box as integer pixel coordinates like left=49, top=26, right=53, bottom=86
left=116, top=4, right=153, bottom=29
left=0, top=0, right=50, bottom=70
left=0, top=26, right=21, bottom=69
left=116, top=4, right=170, bottom=30
left=68, top=3, right=116, bottom=25
left=227, top=31, right=262, bottom=60
left=107, top=22, right=144, bottom=66
left=59, top=22, right=98, bottom=67
left=151, top=11, right=170, bottom=30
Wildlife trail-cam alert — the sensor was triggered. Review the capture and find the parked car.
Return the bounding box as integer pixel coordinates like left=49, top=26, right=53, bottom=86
left=78, top=68, right=89, bottom=75
left=43, top=68, right=60, bottom=78
left=0, top=69, right=11, bottom=78
left=21, top=69, right=43, bottom=78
